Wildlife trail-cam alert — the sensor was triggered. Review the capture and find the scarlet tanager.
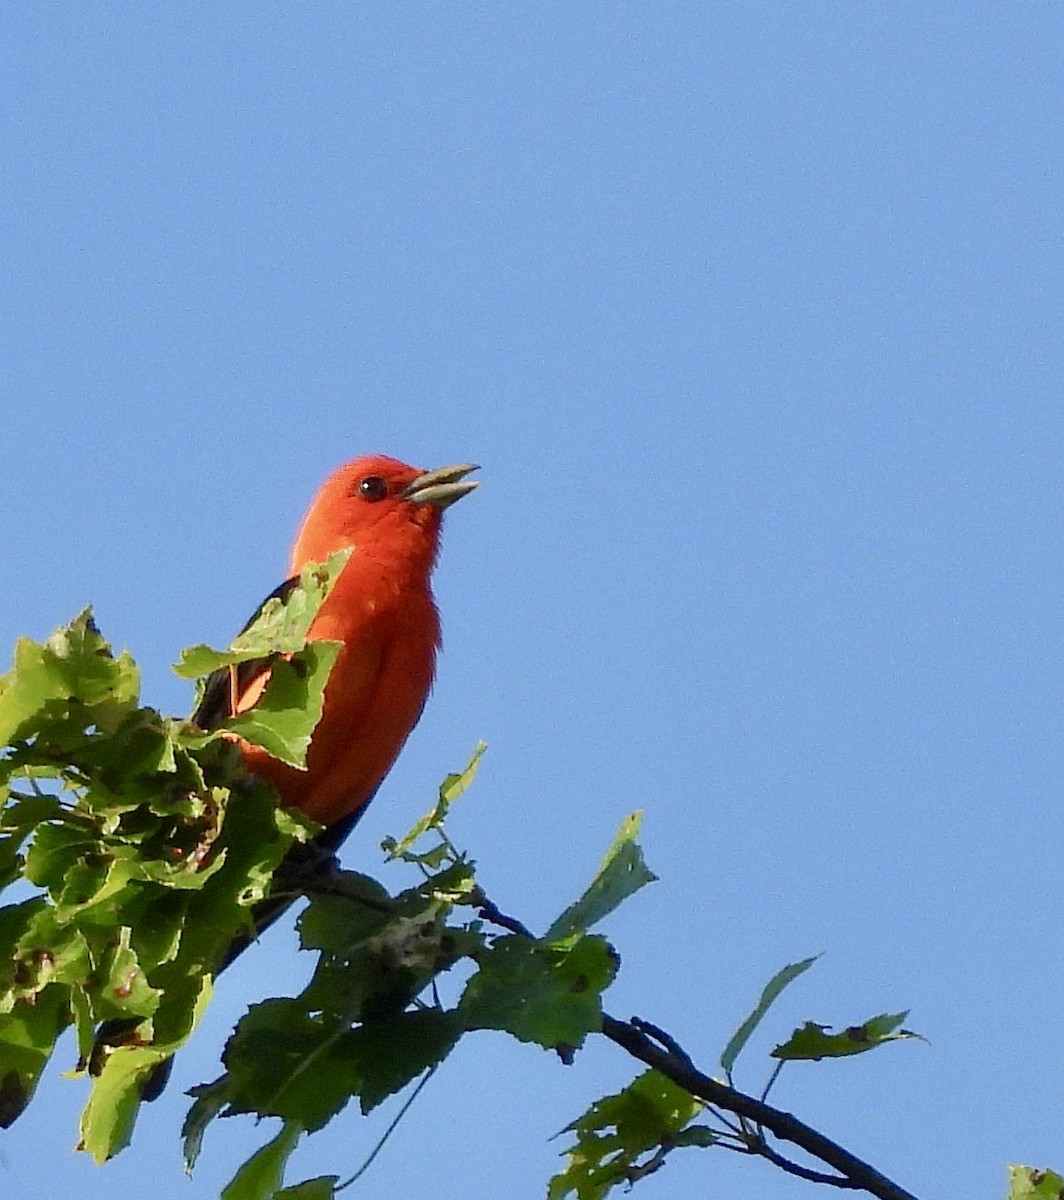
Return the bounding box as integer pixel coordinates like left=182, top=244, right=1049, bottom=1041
left=197, top=454, right=478, bottom=829
left=91, top=455, right=477, bottom=1091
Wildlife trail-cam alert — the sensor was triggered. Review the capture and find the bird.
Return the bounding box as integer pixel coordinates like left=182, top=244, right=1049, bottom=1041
left=197, top=454, right=478, bottom=832
left=91, top=454, right=477, bottom=1092
left=200, top=454, right=479, bottom=958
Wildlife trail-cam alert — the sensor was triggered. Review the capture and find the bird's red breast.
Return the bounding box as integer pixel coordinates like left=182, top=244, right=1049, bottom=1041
left=235, top=455, right=477, bottom=827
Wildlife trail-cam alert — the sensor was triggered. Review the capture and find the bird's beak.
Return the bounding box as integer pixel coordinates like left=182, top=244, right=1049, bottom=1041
left=401, top=463, right=480, bottom=510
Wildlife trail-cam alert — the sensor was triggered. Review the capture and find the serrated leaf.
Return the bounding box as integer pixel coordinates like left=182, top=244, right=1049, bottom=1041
left=174, top=550, right=352, bottom=680
left=772, top=1011, right=921, bottom=1061
left=221, top=1120, right=303, bottom=1200
left=545, top=812, right=657, bottom=942
left=222, top=1000, right=361, bottom=1132
left=385, top=742, right=486, bottom=859
left=348, top=1009, right=461, bottom=1113
left=549, top=1069, right=708, bottom=1200
left=459, top=934, right=616, bottom=1052
left=1008, top=1165, right=1064, bottom=1199
left=225, top=642, right=342, bottom=768
left=0, top=611, right=139, bottom=746
left=720, top=956, right=818, bottom=1075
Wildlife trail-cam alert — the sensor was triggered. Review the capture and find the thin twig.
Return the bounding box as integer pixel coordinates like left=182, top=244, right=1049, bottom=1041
left=335, top=1067, right=437, bottom=1191
left=745, top=1136, right=863, bottom=1189
left=760, top=1059, right=785, bottom=1102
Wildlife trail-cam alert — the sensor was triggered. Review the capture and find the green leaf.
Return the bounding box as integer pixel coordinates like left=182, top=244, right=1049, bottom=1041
left=0, top=986, right=71, bottom=1127
left=348, top=1009, right=461, bottom=1114
left=94, top=926, right=161, bottom=1021
left=1008, top=1165, right=1064, bottom=1199
left=459, top=934, right=617, bottom=1053
left=384, top=742, right=486, bottom=859
left=78, top=1042, right=175, bottom=1162
left=298, top=890, right=393, bottom=955
left=0, top=792, right=61, bottom=889
left=274, top=1179, right=339, bottom=1200
left=545, top=812, right=657, bottom=942
left=225, top=642, right=342, bottom=768
left=175, top=549, right=352, bottom=680
left=182, top=1077, right=230, bottom=1171
left=301, top=904, right=476, bottom=1027
left=221, top=1120, right=303, bottom=1200
left=772, top=1011, right=922, bottom=1061
left=22, top=821, right=95, bottom=892
left=81, top=977, right=213, bottom=1162
left=222, top=999, right=361, bottom=1132
left=720, top=956, right=818, bottom=1075
left=0, top=610, right=139, bottom=745
left=549, top=1069, right=709, bottom=1200
left=6, top=902, right=92, bottom=1002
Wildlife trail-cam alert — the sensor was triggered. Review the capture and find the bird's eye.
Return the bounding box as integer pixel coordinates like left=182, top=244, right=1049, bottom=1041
left=357, top=475, right=389, bottom=502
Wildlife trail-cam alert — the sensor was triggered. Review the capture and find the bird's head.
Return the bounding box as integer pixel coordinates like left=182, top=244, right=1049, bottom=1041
left=289, top=455, right=479, bottom=576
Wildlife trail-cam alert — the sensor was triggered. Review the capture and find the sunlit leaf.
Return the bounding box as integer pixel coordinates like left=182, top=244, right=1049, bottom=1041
left=78, top=1042, right=175, bottom=1163
left=460, top=934, right=616, bottom=1053
left=773, top=1012, right=922, bottom=1060
left=225, top=642, right=342, bottom=768
left=1008, top=1165, right=1064, bottom=1199
left=220, top=1120, right=303, bottom=1200
left=545, top=812, right=657, bottom=942
left=384, top=742, right=486, bottom=859
left=549, top=1069, right=709, bottom=1200
left=175, top=550, right=352, bottom=679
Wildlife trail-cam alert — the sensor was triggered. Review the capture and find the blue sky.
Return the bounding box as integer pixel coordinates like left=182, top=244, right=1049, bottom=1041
left=1, top=5, right=1061, bottom=1198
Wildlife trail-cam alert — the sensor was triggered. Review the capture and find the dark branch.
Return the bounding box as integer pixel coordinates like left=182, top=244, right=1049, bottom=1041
left=601, top=1014, right=920, bottom=1200
left=472, top=889, right=535, bottom=938
left=287, top=871, right=920, bottom=1200
left=630, top=1016, right=695, bottom=1069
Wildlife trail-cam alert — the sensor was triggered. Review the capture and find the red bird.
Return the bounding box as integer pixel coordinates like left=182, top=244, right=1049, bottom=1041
left=93, top=455, right=477, bottom=1098
left=196, top=455, right=478, bottom=832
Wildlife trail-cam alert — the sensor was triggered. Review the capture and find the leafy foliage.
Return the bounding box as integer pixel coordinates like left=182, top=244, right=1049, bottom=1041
left=0, top=563, right=343, bottom=1155
left=1009, top=1165, right=1064, bottom=1200
left=549, top=1070, right=712, bottom=1200
left=773, top=1012, right=922, bottom=1061
left=0, top=593, right=937, bottom=1199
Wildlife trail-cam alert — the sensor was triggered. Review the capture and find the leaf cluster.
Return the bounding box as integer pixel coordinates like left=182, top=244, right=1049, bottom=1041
left=0, top=555, right=351, bottom=1157
left=185, top=754, right=654, bottom=1198
left=0, top=575, right=975, bottom=1200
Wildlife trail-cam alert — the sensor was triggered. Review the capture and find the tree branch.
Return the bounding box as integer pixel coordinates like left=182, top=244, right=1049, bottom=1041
left=601, top=1014, right=920, bottom=1200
